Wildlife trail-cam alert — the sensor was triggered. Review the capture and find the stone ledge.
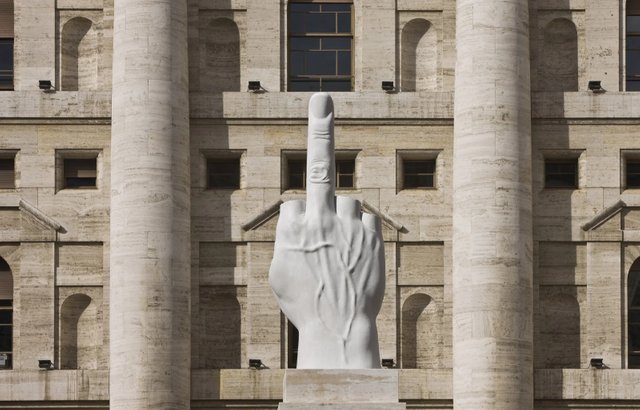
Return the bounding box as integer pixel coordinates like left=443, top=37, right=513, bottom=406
left=534, top=369, right=640, bottom=400
left=0, top=370, right=108, bottom=401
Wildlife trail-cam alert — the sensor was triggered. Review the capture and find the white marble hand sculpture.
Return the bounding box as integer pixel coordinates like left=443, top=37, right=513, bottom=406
left=269, top=93, right=385, bottom=369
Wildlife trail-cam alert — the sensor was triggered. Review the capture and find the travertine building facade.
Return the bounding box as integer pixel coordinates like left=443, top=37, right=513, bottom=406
left=0, top=0, right=640, bottom=409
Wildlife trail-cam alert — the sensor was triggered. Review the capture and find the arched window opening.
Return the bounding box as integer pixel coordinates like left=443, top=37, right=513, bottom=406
left=200, top=18, right=240, bottom=92
left=627, top=0, right=640, bottom=91
left=60, top=294, right=98, bottom=369
left=199, top=288, right=242, bottom=368
left=541, top=18, right=578, bottom=91
left=401, top=19, right=437, bottom=92
left=61, top=17, right=97, bottom=91
left=401, top=293, right=435, bottom=369
left=629, top=261, right=640, bottom=368
left=0, top=0, right=14, bottom=90
left=0, top=257, right=13, bottom=369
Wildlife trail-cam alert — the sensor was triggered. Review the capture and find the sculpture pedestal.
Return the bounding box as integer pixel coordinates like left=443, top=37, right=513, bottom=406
left=278, top=369, right=406, bottom=410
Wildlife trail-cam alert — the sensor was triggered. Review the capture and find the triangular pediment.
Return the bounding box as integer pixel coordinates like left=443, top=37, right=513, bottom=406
left=0, top=200, right=65, bottom=242
left=582, top=199, right=625, bottom=232
left=241, top=198, right=405, bottom=241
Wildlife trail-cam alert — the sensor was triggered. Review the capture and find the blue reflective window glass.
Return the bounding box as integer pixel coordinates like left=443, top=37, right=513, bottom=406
left=337, top=51, right=351, bottom=75
left=337, top=13, right=351, bottom=33
left=289, top=51, right=306, bottom=76
left=289, top=79, right=321, bottom=91
left=322, top=4, right=351, bottom=12
left=322, top=37, right=350, bottom=50
left=290, top=37, right=320, bottom=51
left=628, top=16, right=640, bottom=33
left=628, top=50, right=640, bottom=76
left=629, top=36, right=640, bottom=50
left=306, top=12, right=336, bottom=33
left=306, top=51, right=336, bottom=75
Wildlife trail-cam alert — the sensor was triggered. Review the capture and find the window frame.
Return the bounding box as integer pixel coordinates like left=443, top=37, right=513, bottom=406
left=626, top=1, right=640, bottom=91
left=0, top=150, right=17, bottom=189
left=287, top=1, right=354, bottom=92
left=396, top=150, right=440, bottom=192
left=0, top=38, right=13, bottom=91
left=544, top=158, right=579, bottom=189
left=203, top=150, right=245, bottom=191
left=56, top=149, right=101, bottom=192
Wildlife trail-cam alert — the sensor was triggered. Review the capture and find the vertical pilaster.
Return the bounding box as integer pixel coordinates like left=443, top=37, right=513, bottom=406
left=452, top=0, right=533, bottom=409
left=110, top=1, right=190, bottom=409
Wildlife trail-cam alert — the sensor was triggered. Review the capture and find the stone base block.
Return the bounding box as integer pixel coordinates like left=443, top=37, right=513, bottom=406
left=278, top=369, right=406, bottom=410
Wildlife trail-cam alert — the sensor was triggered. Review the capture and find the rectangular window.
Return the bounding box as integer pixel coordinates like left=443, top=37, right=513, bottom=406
left=207, top=158, right=241, bottom=189
left=545, top=159, right=578, bottom=188
left=403, top=160, right=435, bottom=189
left=288, top=2, right=353, bottom=91
left=287, top=158, right=307, bottom=190
left=627, top=12, right=640, bottom=91
left=336, top=158, right=354, bottom=189
left=627, top=159, right=640, bottom=188
left=0, top=153, right=15, bottom=189
left=0, top=1, right=14, bottom=91
left=64, top=158, right=97, bottom=189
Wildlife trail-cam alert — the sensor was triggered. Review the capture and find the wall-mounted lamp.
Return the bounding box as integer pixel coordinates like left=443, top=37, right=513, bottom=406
left=381, top=81, right=395, bottom=92
left=38, top=359, right=53, bottom=370
left=590, top=358, right=606, bottom=369
left=248, top=81, right=263, bottom=92
left=249, top=358, right=264, bottom=369
left=588, top=81, right=605, bottom=93
left=381, top=358, right=395, bottom=368
left=39, top=80, right=53, bottom=91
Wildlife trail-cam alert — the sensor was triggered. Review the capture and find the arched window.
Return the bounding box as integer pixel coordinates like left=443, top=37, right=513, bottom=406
left=401, top=293, right=440, bottom=368
left=541, top=18, right=578, bottom=91
left=401, top=19, right=437, bottom=92
left=0, top=257, right=13, bottom=369
left=60, top=294, right=98, bottom=369
left=629, top=261, right=640, bottom=368
left=0, top=0, right=14, bottom=90
left=61, top=17, right=97, bottom=91
left=628, top=0, right=640, bottom=91
left=200, top=18, right=241, bottom=92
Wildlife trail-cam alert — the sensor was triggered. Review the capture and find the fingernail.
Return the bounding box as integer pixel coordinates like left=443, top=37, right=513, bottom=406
left=309, top=93, right=333, bottom=118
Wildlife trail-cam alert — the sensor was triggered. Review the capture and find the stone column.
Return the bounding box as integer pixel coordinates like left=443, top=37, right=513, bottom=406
left=110, top=1, right=190, bottom=409
left=452, top=1, right=533, bottom=409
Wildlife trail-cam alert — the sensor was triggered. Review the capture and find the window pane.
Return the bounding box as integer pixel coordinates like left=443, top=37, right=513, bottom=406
left=207, top=158, right=240, bottom=189
left=289, top=4, right=320, bottom=12
left=628, top=174, right=640, bottom=188
left=628, top=16, right=640, bottom=32
left=0, top=326, right=11, bottom=351
left=628, top=36, right=640, bottom=50
left=630, top=354, right=640, bottom=368
left=289, top=13, right=305, bottom=33
left=337, top=12, right=351, bottom=33
left=627, top=50, right=640, bottom=76
left=306, top=51, right=336, bottom=75
left=337, top=174, right=353, bottom=188
left=323, top=37, right=351, bottom=50
left=630, top=324, right=640, bottom=351
left=405, top=160, right=435, bottom=174
left=321, top=79, right=351, bottom=91
left=290, top=37, right=320, bottom=51
left=0, top=311, right=11, bottom=324
left=289, top=51, right=306, bottom=76
left=306, top=13, right=336, bottom=33
left=322, top=4, right=351, bottom=12
left=337, top=160, right=354, bottom=174
left=0, top=41, right=12, bottom=71
left=628, top=80, right=640, bottom=91
left=337, top=51, right=351, bottom=76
